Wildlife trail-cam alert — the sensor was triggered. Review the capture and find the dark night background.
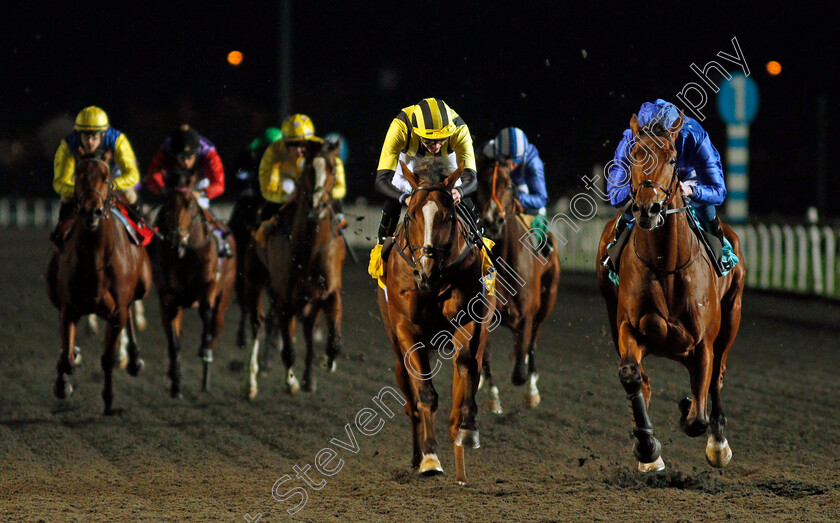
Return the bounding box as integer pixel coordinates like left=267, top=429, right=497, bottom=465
left=1, top=1, right=836, bottom=220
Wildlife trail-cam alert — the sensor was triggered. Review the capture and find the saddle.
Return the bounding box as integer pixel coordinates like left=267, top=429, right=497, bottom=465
left=112, top=203, right=156, bottom=246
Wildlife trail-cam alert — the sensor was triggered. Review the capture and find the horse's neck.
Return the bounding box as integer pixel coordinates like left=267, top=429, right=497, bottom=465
left=634, top=201, right=694, bottom=272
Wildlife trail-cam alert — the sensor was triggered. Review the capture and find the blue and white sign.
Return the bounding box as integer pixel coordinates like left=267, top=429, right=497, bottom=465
left=717, top=73, right=759, bottom=125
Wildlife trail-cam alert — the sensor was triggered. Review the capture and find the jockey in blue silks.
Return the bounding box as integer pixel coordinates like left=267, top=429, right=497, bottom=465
left=604, top=98, right=733, bottom=275
left=480, top=127, right=552, bottom=254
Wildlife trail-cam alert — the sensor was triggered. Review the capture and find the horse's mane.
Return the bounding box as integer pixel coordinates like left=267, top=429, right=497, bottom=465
left=412, top=157, right=452, bottom=185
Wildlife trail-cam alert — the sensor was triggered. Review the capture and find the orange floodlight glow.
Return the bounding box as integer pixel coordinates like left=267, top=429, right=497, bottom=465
left=227, top=50, right=244, bottom=66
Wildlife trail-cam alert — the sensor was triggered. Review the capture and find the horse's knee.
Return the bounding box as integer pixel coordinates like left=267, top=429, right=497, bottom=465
left=619, top=363, right=642, bottom=394
left=417, top=386, right=438, bottom=411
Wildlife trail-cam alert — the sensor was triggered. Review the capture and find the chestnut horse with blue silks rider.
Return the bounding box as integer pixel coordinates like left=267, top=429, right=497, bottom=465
left=596, top=111, right=745, bottom=472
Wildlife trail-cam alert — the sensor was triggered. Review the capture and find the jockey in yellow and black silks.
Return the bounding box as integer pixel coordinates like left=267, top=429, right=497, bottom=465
left=374, top=97, right=481, bottom=244
left=50, top=106, right=141, bottom=249
left=254, top=114, right=347, bottom=242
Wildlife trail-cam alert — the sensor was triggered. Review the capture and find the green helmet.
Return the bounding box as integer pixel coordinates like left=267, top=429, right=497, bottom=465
left=249, top=127, right=283, bottom=153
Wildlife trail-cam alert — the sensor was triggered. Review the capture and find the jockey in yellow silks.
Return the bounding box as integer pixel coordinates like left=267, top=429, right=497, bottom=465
left=50, top=106, right=141, bottom=249
left=255, top=114, right=347, bottom=242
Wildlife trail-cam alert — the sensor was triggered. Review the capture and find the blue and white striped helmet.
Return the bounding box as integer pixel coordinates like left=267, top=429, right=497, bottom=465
left=494, top=127, right=529, bottom=164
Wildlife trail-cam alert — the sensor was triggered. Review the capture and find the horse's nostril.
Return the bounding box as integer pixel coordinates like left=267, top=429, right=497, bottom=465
left=631, top=203, right=640, bottom=213
left=650, top=203, right=661, bottom=215
left=94, top=209, right=103, bottom=217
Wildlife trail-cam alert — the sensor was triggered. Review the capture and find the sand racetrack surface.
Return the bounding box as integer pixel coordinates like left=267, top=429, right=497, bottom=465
left=1, top=227, right=839, bottom=521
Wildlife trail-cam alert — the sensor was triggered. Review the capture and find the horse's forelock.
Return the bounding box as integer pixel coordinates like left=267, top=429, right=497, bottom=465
left=412, top=157, right=452, bottom=185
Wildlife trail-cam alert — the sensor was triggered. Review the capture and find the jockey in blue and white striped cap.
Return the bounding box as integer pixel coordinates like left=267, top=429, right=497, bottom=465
left=485, top=127, right=548, bottom=213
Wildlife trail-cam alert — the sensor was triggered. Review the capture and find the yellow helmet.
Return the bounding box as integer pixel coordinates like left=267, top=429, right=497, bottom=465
left=411, top=98, right=456, bottom=140
left=74, top=106, right=110, bottom=132
left=281, top=114, right=322, bottom=142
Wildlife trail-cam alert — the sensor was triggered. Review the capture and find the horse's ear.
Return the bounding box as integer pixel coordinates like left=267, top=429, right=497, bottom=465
left=629, top=114, right=641, bottom=138
left=669, top=110, right=685, bottom=141
left=400, top=160, right=419, bottom=189
left=444, top=162, right=465, bottom=190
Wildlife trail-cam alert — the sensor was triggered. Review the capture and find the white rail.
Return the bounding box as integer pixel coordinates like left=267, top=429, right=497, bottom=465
left=5, top=198, right=839, bottom=299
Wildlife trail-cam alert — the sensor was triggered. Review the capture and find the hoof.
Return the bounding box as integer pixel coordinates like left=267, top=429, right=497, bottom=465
left=302, top=376, right=317, bottom=393
left=103, top=407, right=116, bottom=416
left=169, top=386, right=183, bottom=399
left=511, top=361, right=528, bottom=386
left=634, top=436, right=662, bottom=464
left=524, top=374, right=540, bottom=409
left=638, top=456, right=665, bottom=473
left=286, top=371, right=300, bottom=395
left=419, top=454, right=444, bottom=476
left=678, top=396, right=691, bottom=419
left=705, top=435, right=732, bottom=468
left=454, top=429, right=480, bottom=449
left=321, top=356, right=337, bottom=373
left=72, top=346, right=82, bottom=366
left=200, top=349, right=213, bottom=363
left=456, top=480, right=468, bottom=486
left=54, top=379, right=73, bottom=399
left=242, top=382, right=258, bottom=400
left=486, top=385, right=503, bottom=415
left=126, top=359, right=144, bottom=377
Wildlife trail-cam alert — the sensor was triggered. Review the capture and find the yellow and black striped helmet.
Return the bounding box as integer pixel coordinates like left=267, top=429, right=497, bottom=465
left=74, top=106, right=110, bottom=132
left=411, top=98, right=456, bottom=140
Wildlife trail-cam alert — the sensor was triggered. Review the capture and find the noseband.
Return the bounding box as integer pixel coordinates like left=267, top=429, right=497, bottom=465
left=397, top=185, right=470, bottom=270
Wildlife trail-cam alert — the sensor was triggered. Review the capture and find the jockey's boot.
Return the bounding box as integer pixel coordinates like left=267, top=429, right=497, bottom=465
left=202, top=208, right=235, bottom=258
left=50, top=201, right=76, bottom=251
left=377, top=200, right=400, bottom=245
left=702, top=217, right=731, bottom=275
left=602, top=214, right=632, bottom=273
left=533, top=214, right=554, bottom=257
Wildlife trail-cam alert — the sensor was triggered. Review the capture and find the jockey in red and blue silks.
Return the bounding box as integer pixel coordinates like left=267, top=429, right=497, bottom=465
left=479, top=127, right=552, bottom=254
left=604, top=98, right=733, bottom=274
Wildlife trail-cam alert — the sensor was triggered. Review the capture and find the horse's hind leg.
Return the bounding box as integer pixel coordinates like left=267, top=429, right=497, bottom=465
left=706, top=285, right=742, bottom=467
left=480, top=344, right=503, bottom=415
left=279, top=314, right=300, bottom=394
left=617, top=321, right=664, bottom=472
left=323, top=291, right=343, bottom=372
left=301, top=309, right=317, bottom=393
left=679, top=338, right=712, bottom=438
left=125, top=303, right=144, bottom=377
left=54, top=309, right=81, bottom=399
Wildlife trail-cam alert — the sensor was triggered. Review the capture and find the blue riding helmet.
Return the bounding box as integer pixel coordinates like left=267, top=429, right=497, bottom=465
left=494, top=127, right=529, bottom=164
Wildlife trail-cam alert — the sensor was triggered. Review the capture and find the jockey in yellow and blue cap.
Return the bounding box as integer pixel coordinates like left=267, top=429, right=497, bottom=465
left=50, top=106, right=141, bottom=249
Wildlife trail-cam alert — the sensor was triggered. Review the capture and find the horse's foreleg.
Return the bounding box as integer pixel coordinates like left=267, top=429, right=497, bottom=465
left=301, top=310, right=317, bottom=392
left=101, top=319, right=123, bottom=415
left=324, top=291, right=343, bottom=372
left=198, top=297, right=214, bottom=392
left=394, top=357, right=422, bottom=469
left=617, top=321, right=663, bottom=472
left=450, top=323, right=483, bottom=485
left=125, top=303, right=144, bottom=377
left=400, top=329, right=441, bottom=476
left=679, top=339, right=712, bottom=439
left=161, top=298, right=183, bottom=399
left=54, top=309, right=79, bottom=399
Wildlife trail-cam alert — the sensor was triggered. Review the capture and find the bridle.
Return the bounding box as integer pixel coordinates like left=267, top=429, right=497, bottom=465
left=165, top=188, right=211, bottom=256
left=629, top=132, right=699, bottom=275
left=396, top=185, right=471, bottom=271
left=74, top=157, right=115, bottom=218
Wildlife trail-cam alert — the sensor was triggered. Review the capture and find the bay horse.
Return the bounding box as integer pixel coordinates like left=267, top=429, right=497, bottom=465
left=152, top=172, right=236, bottom=397
left=378, top=158, right=495, bottom=484
left=242, top=143, right=346, bottom=398
left=475, top=162, right=560, bottom=413
left=46, top=152, right=152, bottom=415
left=596, top=112, right=745, bottom=472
